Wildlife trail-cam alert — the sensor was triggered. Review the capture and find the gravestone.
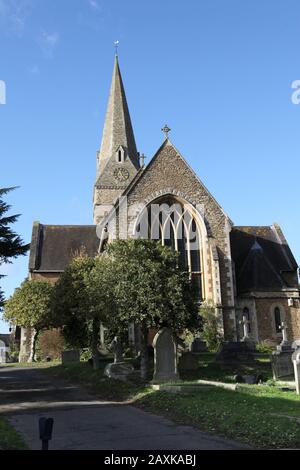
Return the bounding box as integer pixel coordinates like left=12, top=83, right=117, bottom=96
left=0, top=339, right=6, bottom=363
left=152, top=328, right=179, bottom=383
left=271, top=323, right=294, bottom=379
left=110, top=336, right=123, bottom=363
left=104, top=336, right=133, bottom=381
left=239, top=315, right=256, bottom=351
left=216, top=341, right=255, bottom=362
left=104, top=362, right=134, bottom=381
left=61, top=350, right=80, bottom=364
left=178, top=352, right=199, bottom=371
left=292, top=348, right=300, bottom=395
left=191, top=338, right=207, bottom=353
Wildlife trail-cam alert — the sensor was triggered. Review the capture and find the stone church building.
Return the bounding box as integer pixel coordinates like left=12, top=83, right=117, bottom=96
left=20, top=55, right=300, bottom=360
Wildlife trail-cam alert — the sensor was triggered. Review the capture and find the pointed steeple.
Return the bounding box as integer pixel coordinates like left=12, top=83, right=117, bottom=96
left=97, top=55, right=140, bottom=175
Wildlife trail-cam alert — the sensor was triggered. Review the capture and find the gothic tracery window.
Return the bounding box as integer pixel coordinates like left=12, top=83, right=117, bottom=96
left=135, top=196, right=203, bottom=301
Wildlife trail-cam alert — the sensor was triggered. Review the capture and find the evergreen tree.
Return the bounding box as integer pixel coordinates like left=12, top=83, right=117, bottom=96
left=0, top=187, right=29, bottom=309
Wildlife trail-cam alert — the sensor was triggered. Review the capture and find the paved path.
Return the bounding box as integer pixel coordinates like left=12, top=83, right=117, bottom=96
left=0, top=365, right=248, bottom=450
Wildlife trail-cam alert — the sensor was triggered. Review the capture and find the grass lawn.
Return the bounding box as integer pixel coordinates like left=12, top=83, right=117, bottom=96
left=41, top=355, right=300, bottom=449
left=136, top=386, right=300, bottom=449
left=180, top=353, right=273, bottom=383
left=0, top=416, right=27, bottom=450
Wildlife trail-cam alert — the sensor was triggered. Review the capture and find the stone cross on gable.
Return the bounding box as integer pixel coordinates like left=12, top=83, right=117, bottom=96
left=240, top=314, right=250, bottom=340
left=279, top=321, right=288, bottom=343
left=161, top=124, right=171, bottom=139
left=139, top=153, right=146, bottom=167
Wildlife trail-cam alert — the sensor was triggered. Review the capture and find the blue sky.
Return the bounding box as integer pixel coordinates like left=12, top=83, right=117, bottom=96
left=1, top=0, right=300, bottom=332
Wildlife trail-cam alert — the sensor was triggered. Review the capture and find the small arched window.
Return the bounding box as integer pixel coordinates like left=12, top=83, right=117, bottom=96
left=116, top=147, right=125, bottom=163
left=274, top=307, right=282, bottom=333
left=243, top=307, right=251, bottom=333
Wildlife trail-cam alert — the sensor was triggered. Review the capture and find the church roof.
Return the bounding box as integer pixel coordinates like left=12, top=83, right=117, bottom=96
left=96, top=55, right=139, bottom=178
left=231, top=225, right=299, bottom=293
left=99, top=139, right=233, bottom=228
left=29, top=223, right=99, bottom=272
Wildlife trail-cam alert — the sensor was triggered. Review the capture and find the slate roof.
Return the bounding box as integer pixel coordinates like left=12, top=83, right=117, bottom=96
left=28, top=221, right=299, bottom=296
left=230, top=224, right=299, bottom=294
left=29, top=223, right=99, bottom=272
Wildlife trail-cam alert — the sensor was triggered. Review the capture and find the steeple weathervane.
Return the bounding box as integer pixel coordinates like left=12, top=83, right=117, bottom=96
left=161, top=124, right=171, bottom=139
left=114, top=40, right=119, bottom=56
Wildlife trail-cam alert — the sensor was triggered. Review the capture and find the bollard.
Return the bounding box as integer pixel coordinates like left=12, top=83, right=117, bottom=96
left=39, top=417, right=54, bottom=450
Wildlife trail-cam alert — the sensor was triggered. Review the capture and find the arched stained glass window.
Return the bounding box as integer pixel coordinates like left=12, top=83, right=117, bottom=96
left=135, top=196, right=203, bottom=301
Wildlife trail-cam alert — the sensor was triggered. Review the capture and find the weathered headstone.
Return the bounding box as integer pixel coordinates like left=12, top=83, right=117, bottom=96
left=152, top=328, right=179, bottom=383
left=292, top=348, right=300, bottom=395
left=61, top=350, right=80, bottom=364
left=104, top=336, right=133, bottom=381
left=0, top=339, right=6, bottom=363
left=271, top=323, right=294, bottom=379
left=216, top=341, right=255, bottom=362
left=110, top=336, right=123, bottom=363
left=104, top=362, right=134, bottom=381
left=240, top=314, right=250, bottom=341
left=178, top=351, right=199, bottom=371
left=191, top=338, right=207, bottom=353
left=238, top=315, right=256, bottom=351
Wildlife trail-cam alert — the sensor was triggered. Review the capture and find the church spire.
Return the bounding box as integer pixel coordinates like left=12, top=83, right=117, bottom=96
left=97, top=55, right=140, bottom=175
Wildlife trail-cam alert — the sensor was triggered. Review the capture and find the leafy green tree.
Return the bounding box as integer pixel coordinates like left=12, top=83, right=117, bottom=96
left=0, top=187, right=29, bottom=310
left=3, top=280, right=53, bottom=361
left=51, top=253, right=114, bottom=369
left=86, top=255, right=116, bottom=361
left=106, top=239, right=199, bottom=378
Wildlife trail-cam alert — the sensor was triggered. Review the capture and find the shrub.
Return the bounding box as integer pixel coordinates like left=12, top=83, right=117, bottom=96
left=200, top=302, right=222, bottom=352
left=256, top=340, right=276, bottom=354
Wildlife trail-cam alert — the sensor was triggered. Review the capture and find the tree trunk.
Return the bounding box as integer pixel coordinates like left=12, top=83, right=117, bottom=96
left=91, top=318, right=101, bottom=370
left=140, top=325, right=149, bottom=380
left=28, top=329, right=39, bottom=363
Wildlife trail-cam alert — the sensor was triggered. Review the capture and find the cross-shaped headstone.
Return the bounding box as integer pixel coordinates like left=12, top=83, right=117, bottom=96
left=279, top=321, right=288, bottom=343
left=161, top=124, right=171, bottom=139
left=239, top=314, right=250, bottom=339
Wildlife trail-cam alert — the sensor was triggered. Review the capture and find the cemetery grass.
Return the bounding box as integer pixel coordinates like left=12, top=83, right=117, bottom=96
left=0, top=416, right=27, bottom=450
left=136, top=385, right=300, bottom=449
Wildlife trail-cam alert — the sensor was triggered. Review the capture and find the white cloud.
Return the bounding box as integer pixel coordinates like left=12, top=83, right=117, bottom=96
left=0, top=0, right=32, bottom=36
left=39, top=30, right=60, bottom=58
left=41, top=31, right=59, bottom=47
left=89, top=0, right=101, bottom=11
